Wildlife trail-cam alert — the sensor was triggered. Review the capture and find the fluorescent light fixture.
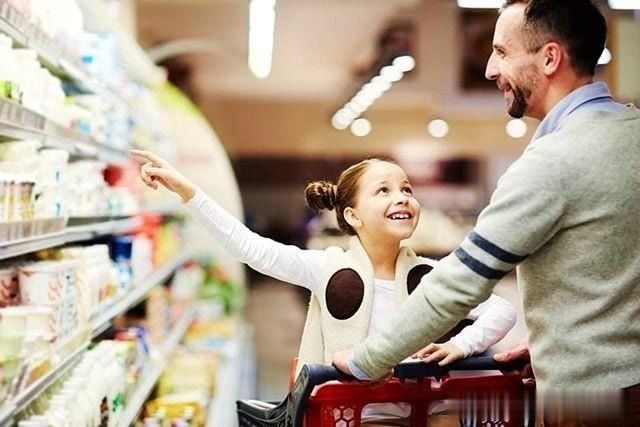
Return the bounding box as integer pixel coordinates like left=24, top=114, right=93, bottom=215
left=392, top=55, right=416, bottom=72
left=380, top=65, right=403, bottom=82
left=351, top=118, right=372, bottom=137
left=337, top=108, right=357, bottom=122
left=248, top=0, right=276, bottom=78
left=598, top=47, right=612, bottom=65
left=331, top=114, right=349, bottom=130
left=360, top=84, right=381, bottom=99
left=354, top=93, right=374, bottom=107
left=371, top=77, right=392, bottom=92
left=427, top=119, right=449, bottom=138
left=608, top=0, right=640, bottom=9
left=506, top=119, right=528, bottom=138
left=331, top=52, right=416, bottom=131
left=457, top=0, right=503, bottom=9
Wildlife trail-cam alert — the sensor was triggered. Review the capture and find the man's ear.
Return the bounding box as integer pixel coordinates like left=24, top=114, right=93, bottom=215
left=541, top=42, right=563, bottom=76
left=343, top=207, right=362, bottom=230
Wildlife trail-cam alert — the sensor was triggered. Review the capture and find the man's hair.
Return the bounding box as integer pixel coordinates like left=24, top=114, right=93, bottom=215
left=503, top=0, right=607, bottom=76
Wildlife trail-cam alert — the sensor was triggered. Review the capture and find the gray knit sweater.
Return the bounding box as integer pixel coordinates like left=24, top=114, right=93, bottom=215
left=353, top=105, right=640, bottom=389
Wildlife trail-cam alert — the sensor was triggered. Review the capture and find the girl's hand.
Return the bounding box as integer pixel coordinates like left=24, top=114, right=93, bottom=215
left=412, top=342, right=465, bottom=366
left=130, top=150, right=197, bottom=203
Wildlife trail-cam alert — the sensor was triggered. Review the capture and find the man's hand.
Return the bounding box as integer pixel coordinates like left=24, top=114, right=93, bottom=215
left=332, top=348, right=354, bottom=375
left=493, top=339, right=534, bottom=379
left=412, top=342, right=465, bottom=366
left=332, top=348, right=393, bottom=383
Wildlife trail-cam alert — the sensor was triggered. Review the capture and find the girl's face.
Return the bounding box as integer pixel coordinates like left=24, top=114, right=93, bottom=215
left=346, top=162, right=420, bottom=244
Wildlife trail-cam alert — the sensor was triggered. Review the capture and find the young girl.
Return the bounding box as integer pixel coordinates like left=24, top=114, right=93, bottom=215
left=131, top=150, right=516, bottom=424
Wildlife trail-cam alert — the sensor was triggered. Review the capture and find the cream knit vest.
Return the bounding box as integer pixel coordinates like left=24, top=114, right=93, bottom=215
left=295, top=236, right=436, bottom=377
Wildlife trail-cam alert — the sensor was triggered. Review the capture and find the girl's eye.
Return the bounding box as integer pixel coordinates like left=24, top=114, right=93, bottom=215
left=376, top=187, right=388, bottom=194
left=403, top=187, right=413, bottom=195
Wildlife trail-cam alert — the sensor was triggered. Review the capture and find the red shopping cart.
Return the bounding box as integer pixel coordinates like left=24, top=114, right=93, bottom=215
left=237, top=356, right=535, bottom=427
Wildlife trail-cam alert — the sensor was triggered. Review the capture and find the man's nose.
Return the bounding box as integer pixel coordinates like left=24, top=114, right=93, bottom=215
left=485, top=52, right=499, bottom=81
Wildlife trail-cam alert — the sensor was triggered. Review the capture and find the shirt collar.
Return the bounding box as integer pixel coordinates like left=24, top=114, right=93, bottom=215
left=532, top=81, right=614, bottom=141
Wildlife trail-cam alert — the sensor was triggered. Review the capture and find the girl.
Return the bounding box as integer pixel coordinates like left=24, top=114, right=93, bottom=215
left=131, top=150, right=516, bottom=424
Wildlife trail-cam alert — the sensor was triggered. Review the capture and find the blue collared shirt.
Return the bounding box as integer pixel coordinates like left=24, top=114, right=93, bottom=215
left=532, top=81, right=626, bottom=141
left=347, top=81, right=626, bottom=382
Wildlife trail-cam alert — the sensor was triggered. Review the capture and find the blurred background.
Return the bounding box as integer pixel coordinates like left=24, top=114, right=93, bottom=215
left=134, top=0, right=639, bottom=405
left=135, top=0, right=639, bottom=412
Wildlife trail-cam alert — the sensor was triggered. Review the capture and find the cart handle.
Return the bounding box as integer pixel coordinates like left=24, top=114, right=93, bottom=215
left=319, top=356, right=529, bottom=382
left=394, top=356, right=528, bottom=380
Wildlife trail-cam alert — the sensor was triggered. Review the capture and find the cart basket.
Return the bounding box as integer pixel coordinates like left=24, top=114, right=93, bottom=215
left=237, top=356, right=531, bottom=427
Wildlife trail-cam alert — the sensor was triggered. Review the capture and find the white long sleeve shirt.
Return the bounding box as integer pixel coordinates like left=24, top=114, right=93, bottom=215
left=185, top=189, right=516, bottom=356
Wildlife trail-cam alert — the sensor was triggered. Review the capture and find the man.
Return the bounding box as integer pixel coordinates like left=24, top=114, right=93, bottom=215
left=334, top=0, right=639, bottom=400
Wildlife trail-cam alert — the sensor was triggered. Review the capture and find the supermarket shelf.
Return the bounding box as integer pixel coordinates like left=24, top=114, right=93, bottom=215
left=0, top=0, right=121, bottom=103
left=118, top=308, right=195, bottom=426
left=76, top=0, right=166, bottom=88
left=0, top=98, right=129, bottom=163
left=65, top=216, right=142, bottom=242
left=0, top=334, right=90, bottom=425
left=0, top=251, right=191, bottom=423
left=0, top=231, right=66, bottom=261
left=91, top=249, right=193, bottom=338
left=0, top=0, right=170, bottom=159
left=0, top=216, right=141, bottom=261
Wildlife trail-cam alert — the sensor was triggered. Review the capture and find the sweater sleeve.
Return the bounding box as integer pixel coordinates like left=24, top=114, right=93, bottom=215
left=448, top=293, right=517, bottom=357
left=184, top=189, right=325, bottom=293
left=352, top=143, right=566, bottom=379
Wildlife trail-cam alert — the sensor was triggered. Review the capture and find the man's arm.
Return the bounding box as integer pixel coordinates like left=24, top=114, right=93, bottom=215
left=347, top=144, right=567, bottom=379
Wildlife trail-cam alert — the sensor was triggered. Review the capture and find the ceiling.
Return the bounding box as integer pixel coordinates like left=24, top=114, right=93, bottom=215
left=134, top=0, right=537, bottom=158
left=137, top=0, right=435, bottom=103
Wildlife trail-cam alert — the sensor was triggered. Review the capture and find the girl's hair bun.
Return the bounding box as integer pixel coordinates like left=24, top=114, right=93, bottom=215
left=304, top=180, right=337, bottom=211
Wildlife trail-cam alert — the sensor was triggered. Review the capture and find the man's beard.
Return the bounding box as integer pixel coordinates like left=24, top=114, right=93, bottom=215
left=506, top=63, right=538, bottom=118
left=508, top=85, right=530, bottom=118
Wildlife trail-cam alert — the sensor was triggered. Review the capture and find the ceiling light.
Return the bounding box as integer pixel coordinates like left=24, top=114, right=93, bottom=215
left=392, top=55, right=416, bottom=72
left=360, top=84, right=381, bottom=99
left=370, top=77, right=392, bottom=93
left=248, top=0, right=276, bottom=78
left=337, top=108, right=356, bottom=122
left=427, top=119, right=450, bottom=138
left=346, top=101, right=366, bottom=114
left=608, top=0, right=640, bottom=9
left=380, top=65, right=403, bottom=82
left=355, top=94, right=375, bottom=107
left=331, top=114, right=350, bottom=130
left=506, top=119, right=528, bottom=138
left=331, top=47, right=416, bottom=131
left=457, top=0, right=503, bottom=9
left=598, top=47, right=612, bottom=65
left=351, top=118, right=372, bottom=137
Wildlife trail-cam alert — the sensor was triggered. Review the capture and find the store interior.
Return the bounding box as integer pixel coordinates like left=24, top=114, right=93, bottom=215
left=0, top=0, right=638, bottom=426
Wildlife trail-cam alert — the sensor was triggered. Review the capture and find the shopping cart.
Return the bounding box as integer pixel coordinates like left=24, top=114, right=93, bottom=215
left=237, top=356, right=534, bottom=427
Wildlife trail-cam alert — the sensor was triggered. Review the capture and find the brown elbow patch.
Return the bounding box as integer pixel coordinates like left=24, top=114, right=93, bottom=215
left=407, top=264, right=434, bottom=295
left=325, top=268, right=365, bottom=320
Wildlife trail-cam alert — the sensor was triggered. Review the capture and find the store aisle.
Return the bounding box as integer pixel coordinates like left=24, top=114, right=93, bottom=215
left=245, top=279, right=307, bottom=400
left=245, top=275, right=527, bottom=402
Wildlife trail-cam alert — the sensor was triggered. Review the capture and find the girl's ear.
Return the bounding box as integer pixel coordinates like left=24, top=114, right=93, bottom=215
left=343, top=207, right=362, bottom=230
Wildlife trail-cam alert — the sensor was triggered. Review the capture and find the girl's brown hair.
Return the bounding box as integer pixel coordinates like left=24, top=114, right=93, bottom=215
left=304, top=158, right=394, bottom=235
